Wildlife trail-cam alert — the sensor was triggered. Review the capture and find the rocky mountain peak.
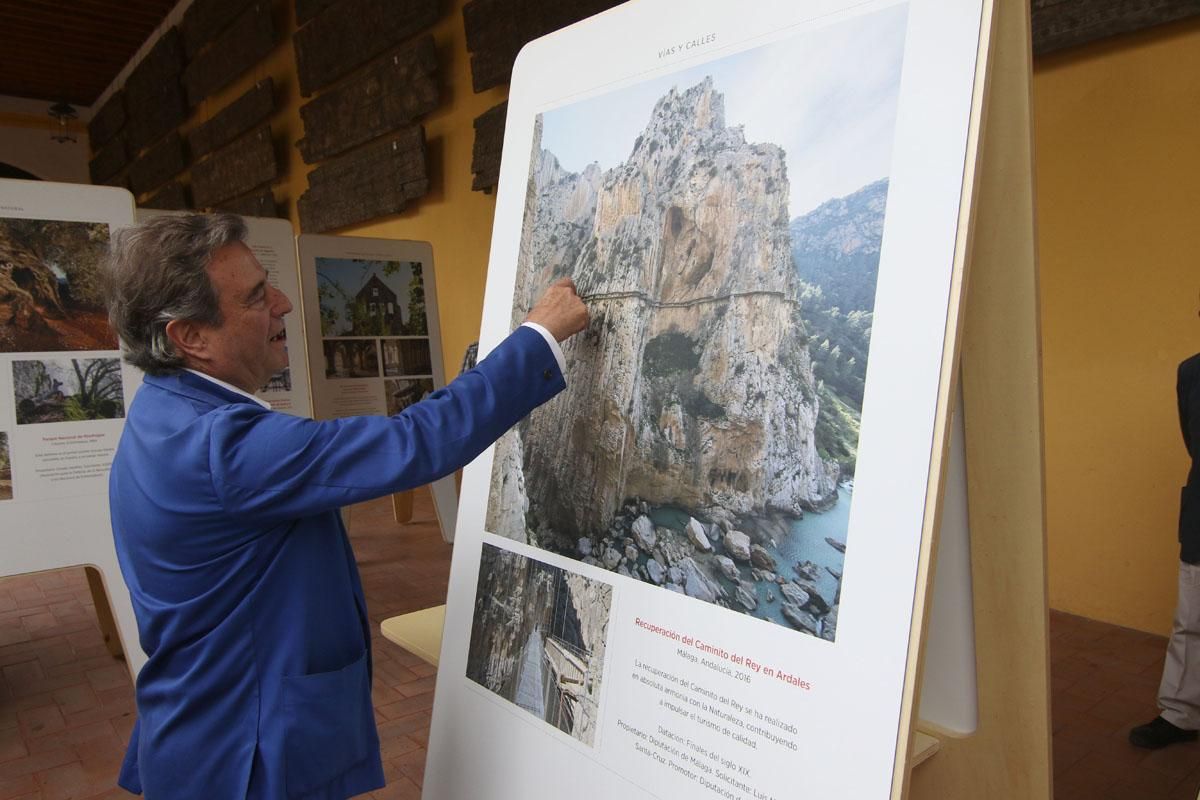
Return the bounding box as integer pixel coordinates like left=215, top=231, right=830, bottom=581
left=649, top=77, right=724, bottom=137
left=493, top=77, right=838, bottom=543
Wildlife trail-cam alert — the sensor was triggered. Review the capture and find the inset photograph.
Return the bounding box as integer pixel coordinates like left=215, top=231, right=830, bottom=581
left=483, top=5, right=910, bottom=643
left=381, top=338, right=433, bottom=377
left=13, top=358, right=125, bottom=425
left=466, top=544, right=611, bottom=746
left=385, top=378, right=434, bottom=416
left=0, top=432, right=12, bottom=501
left=322, top=340, right=379, bottom=379
left=262, top=367, right=292, bottom=393
left=0, top=218, right=117, bottom=353
left=316, top=257, right=427, bottom=337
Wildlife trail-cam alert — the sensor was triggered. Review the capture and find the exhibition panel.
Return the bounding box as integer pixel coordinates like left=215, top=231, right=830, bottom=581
left=427, top=1, right=996, bottom=797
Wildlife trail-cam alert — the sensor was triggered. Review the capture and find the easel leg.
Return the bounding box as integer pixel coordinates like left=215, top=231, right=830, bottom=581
left=393, top=491, right=414, bottom=524
left=85, top=566, right=125, bottom=661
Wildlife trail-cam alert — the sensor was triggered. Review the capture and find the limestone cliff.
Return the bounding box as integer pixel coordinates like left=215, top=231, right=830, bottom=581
left=489, top=77, right=837, bottom=545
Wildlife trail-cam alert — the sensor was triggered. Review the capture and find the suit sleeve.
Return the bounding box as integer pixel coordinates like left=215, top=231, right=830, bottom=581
left=207, top=326, right=564, bottom=526
left=1181, top=362, right=1193, bottom=458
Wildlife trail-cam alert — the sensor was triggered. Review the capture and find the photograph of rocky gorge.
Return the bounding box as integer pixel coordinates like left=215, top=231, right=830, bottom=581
left=466, top=543, right=611, bottom=745
left=485, top=6, right=907, bottom=642
left=0, top=218, right=117, bottom=353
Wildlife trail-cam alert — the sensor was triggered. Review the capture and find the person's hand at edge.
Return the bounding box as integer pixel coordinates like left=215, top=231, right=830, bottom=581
left=525, top=277, right=589, bottom=342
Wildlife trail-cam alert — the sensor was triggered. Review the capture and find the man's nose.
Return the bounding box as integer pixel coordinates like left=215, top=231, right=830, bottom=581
left=270, top=285, right=293, bottom=315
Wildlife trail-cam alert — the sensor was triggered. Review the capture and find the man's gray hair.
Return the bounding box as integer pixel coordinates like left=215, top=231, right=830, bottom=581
left=104, top=213, right=247, bottom=375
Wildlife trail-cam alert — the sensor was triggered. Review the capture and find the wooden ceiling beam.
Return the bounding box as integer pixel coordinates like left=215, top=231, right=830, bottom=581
left=0, top=36, right=137, bottom=63
left=0, top=15, right=151, bottom=47
left=0, top=0, right=176, bottom=104
left=1, top=42, right=143, bottom=66
left=0, top=81, right=100, bottom=107
left=1, top=38, right=148, bottom=66
left=19, top=0, right=172, bottom=25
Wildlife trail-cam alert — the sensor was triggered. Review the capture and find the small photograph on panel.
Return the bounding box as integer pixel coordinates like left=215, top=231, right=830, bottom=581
left=384, top=378, right=434, bottom=416
left=315, top=257, right=428, bottom=337
left=12, top=358, right=125, bottom=425
left=0, top=218, right=117, bottom=353
left=466, top=543, right=612, bottom=746
left=0, top=431, right=12, bottom=501
left=486, top=5, right=911, bottom=642
left=380, top=338, right=433, bottom=377
left=322, top=340, right=380, bottom=379
left=262, top=367, right=292, bottom=393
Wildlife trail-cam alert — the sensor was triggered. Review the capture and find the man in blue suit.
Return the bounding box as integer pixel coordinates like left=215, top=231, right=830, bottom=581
left=102, top=213, right=587, bottom=798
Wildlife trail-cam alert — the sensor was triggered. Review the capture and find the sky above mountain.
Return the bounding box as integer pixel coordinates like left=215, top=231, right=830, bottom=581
left=539, top=2, right=908, bottom=217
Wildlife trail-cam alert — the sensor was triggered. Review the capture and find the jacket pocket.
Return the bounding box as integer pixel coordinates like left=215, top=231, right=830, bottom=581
left=281, top=649, right=371, bottom=797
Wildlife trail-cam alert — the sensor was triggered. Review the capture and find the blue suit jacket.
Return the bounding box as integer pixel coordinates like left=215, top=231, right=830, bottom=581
left=109, top=327, right=564, bottom=799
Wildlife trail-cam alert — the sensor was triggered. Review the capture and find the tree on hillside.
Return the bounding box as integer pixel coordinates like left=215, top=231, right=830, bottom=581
left=64, top=358, right=123, bottom=420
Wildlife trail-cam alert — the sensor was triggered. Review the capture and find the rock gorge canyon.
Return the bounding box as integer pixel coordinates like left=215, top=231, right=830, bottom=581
left=487, top=77, right=886, bottom=641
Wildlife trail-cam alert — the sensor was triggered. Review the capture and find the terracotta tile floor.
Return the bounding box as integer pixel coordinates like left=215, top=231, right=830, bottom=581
left=4, top=501, right=1200, bottom=799
left=1050, top=610, right=1200, bottom=800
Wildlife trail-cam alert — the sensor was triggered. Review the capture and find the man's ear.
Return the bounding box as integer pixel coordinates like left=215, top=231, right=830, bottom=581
left=164, top=318, right=209, bottom=365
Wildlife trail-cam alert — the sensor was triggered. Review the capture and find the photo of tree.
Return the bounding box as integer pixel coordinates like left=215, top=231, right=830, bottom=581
left=385, top=378, right=434, bottom=416
left=0, top=218, right=117, bottom=353
left=12, top=358, right=125, bottom=425
left=322, top=340, right=379, bottom=379
left=316, top=258, right=427, bottom=337
left=486, top=6, right=908, bottom=642
left=0, top=432, right=11, bottom=501
left=381, top=338, right=433, bottom=377
left=466, top=543, right=611, bottom=746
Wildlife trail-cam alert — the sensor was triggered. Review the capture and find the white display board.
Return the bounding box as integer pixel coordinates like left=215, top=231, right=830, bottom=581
left=428, top=1, right=990, bottom=798
left=0, top=178, right=145, bottom=675
left=296, top=234, right=459, bottom=540
left=137, top=211, right=312, bottom=417
left=245, top=217, right=312, bottom=416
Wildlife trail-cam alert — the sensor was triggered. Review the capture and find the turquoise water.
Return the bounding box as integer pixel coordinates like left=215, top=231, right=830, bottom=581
left=757, top=487, right=850, bottom=628
left=644, top=488, right=851, bottom=632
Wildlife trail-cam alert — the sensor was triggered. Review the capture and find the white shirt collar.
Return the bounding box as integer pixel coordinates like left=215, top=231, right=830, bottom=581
left=184, top=369, right=272, bottom=409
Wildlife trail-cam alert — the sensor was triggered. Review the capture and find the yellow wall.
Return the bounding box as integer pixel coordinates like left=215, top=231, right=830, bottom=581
left=1035, top=18, right=1200, bottom=634
left=178, top=0, right=506, bottom=380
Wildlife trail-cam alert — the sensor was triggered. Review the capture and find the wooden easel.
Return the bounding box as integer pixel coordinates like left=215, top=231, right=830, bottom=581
left=898, top=0, right=1052, bottom=796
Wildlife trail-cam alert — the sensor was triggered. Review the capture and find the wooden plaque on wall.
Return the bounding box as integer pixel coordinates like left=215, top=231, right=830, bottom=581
left=297, top=36, right=438, bottom=164
left=293, top=0, right=439, bottom=96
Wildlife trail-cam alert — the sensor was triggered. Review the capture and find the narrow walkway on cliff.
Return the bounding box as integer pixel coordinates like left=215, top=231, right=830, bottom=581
left=514, top=627, right=546, bottom=718
left=578, top=288, right=796, bottom=310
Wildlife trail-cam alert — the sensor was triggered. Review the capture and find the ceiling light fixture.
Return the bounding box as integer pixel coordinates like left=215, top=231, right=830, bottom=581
left=48, top=102, right=78, bottom=144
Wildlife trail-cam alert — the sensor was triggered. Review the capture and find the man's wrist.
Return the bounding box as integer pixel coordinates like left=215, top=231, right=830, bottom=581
left=519, top=321, right=566, bottom=376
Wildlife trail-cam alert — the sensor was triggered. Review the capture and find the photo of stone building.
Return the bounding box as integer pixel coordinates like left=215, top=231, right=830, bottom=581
left=322, top=340, right=379, bottom=379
